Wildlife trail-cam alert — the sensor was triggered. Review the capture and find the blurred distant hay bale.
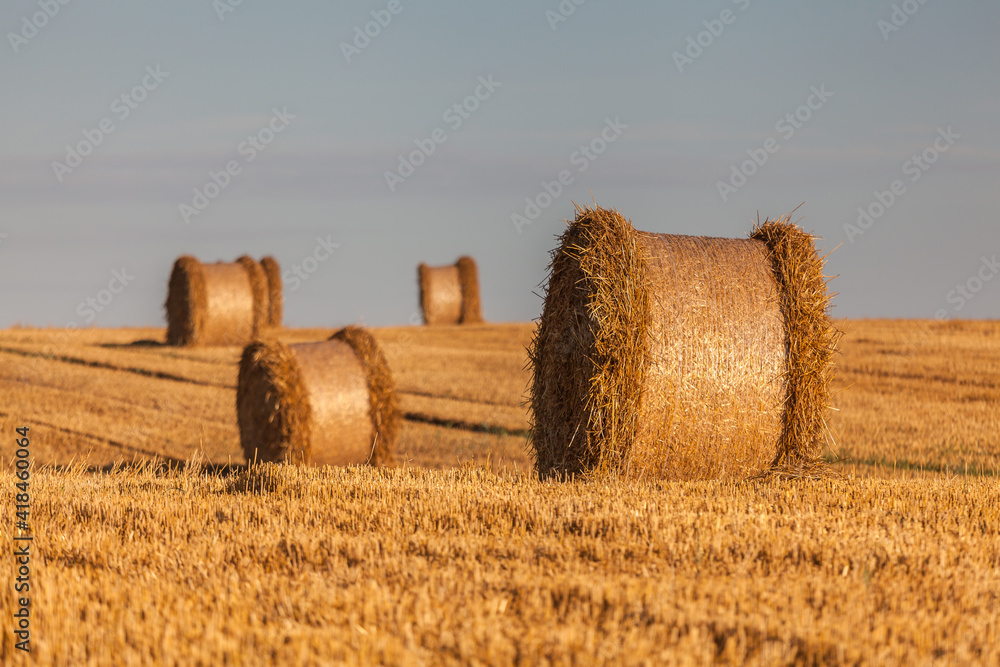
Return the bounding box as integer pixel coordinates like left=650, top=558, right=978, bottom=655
left=259, top=256, right=283, bottom=327
left=529, top=206, right=838, bottom=481
left=165, top=255, right=269, bottom=347
left=419, top=264, right=461, bottom=325
left=418, top=256, right=484, bottom=325
left=236, top=326, right=398, bottom=466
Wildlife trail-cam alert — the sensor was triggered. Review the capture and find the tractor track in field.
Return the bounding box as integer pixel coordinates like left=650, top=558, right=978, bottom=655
left=402, top=411, right=530, bottom=438
left=0, top=410, right=177, bottom=462
left=397, top=389, right=520, bottom=409
left=0, top=345, right=234, bottom=390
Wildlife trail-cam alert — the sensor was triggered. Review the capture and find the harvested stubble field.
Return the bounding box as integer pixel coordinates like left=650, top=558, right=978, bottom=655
left=1, top=319, right=998, bottom=664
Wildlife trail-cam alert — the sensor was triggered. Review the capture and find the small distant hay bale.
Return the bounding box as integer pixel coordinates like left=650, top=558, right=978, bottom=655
left=418, top=256, right=484, bottom=325
left=165, top=255, right=269, bottom=346
left=529, top=206, right=839, bottom=481
left=259, top=256, right=283, bottom=327
left=236, top=326, right=399, bottom=466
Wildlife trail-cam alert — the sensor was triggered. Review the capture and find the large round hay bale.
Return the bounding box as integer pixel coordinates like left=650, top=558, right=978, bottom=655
left=236, top=326, right=398, bottom=466
left=418, top=256, right=484, bottom=325
left=529, top=206, right=838, bottom=481
left=165, top=255, right=269, bottom=346
left=259, top=256, right=283, bottom=327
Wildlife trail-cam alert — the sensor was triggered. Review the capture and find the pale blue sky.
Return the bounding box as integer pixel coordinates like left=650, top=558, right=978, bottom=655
left=1, top=1, right=998, bottom=328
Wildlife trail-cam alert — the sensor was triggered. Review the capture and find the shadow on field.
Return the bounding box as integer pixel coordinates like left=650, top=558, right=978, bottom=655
left=97, top=339, right=166, bottom=348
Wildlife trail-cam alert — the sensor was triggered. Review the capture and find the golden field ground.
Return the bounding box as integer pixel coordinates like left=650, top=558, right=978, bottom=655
left=0, top=319, right=998, bottom=664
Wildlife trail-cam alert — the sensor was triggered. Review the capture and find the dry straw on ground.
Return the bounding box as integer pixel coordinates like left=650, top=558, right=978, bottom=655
left=529, top=205, right=838, bottom=481
left=259, top=256, right=283, bottom=327
left=236, top=325, right=398, bottom=466
left=165, top=255, right=271, bottom=347
left=418, top=256, right=484, bottom=325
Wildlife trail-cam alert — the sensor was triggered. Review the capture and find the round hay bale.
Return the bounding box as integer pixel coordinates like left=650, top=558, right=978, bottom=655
left=259, top=256, right=283, bottom=327
left=418, top=256, right=484, bottom=325
left=165, top=256, right=268, bottom=346
left=236, top=326, right=399, bottom=466
left=529, top=206, right=838, bottom=481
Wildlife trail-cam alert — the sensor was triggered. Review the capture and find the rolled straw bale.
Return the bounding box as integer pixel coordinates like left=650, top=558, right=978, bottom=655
left=259, top=256, right=284, bottom=327
left=418, top=256, right=484, bottom=325
left=529, top=206, right=838, bottom=481
left=165, top=255, right=269, bottom=346
left=236, top=326, right=398, bottom=466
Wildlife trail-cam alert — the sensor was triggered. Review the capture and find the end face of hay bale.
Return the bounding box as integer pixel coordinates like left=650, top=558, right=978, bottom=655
left=259, top=256, right=284, bottom=328
left=236, top=255, right=268, bottom=337
left=529, top=206, right=650, bottom=479
left=237, top=340, right=313, bottom=464
left=165, top=256, right=207, bottom=347
left=751, top=218, right=840, bottom=467
left=456, top=256, right=484, bottom=324
left=330, top=326, right=400, bottom=466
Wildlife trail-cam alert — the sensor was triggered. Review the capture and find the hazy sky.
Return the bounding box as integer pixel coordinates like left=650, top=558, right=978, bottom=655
left=1, top=1, right=997, bottom=329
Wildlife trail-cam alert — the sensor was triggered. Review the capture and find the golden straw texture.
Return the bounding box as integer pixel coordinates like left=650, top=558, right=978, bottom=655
left=237, top=339, right=313, bottom=463
left=419, top=264, right=463, bottom=325
left=164, top=256, right=207, bottom=347
left=236, top=327, right=400, bottom=466
left=165, top=256, right=262, bottom=347
left=529, top=205, right=837, bottom=481
left=419, top=257, right=485, bottom=325
left=751, top=218, right=840, bottom=469
left=331, top=326, right=400, bottom=466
